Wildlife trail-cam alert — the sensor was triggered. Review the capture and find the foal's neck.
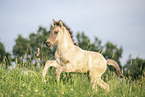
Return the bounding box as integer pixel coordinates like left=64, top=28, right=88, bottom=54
left=57, top=30, right=74, bottom=51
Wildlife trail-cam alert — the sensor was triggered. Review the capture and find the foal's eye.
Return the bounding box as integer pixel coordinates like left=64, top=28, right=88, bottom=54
left=54, top=31, right=58, bottom=34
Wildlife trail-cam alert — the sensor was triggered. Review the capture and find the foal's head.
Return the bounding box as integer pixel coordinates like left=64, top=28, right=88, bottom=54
left=45, top=19, right=65, bottom=47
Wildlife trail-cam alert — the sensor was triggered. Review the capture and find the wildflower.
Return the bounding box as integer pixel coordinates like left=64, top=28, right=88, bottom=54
left=70, top=88, right=73, bottom=91
left=62, top=92, right=64, bottom=94
left=20, top=95, right=23, bottom=97
left=35, top=90, right=38, bottom=92
left=22, top=83, right=26, bottom=87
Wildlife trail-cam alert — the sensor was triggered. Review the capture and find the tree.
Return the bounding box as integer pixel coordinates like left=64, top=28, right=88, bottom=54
left=76, top=32, right=91, bottom=50
left=123, top=56, right=145, bottom=80
left=103, top=41, right=123, bottom=70
left=13, top=35, right=29, bottom=58
left=0, top=42, right=6, bottom=63
left=76, top=32, right=103, bottom=52
left=0, top=42, right=11, bottom=67
left=29, top=26, right=56, bottom=63
left=12, top=26, right=56, bottom=65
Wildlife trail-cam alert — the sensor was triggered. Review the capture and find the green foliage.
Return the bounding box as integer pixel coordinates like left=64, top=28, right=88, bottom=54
left=0, top=64, right=144, bottom=97
left=103, top=42, right=123, bottom=71
left=76, top=32, right=103, bottom=52
left=124, top=56, right=145, bottom=80
left=12, top=26, right=55, bottom=64
left=13, top=35, right=30, bottom=57
left=0, top=41, right=6, bottom=62
left=76, top=32, right=91, bottom=50
left=104, top=42, right=123, bottom=63
left=0, top=42, right=12, bottom=67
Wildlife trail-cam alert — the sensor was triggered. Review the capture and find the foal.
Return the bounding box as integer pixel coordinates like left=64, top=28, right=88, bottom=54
left=42, top=19, right=121, bottom=92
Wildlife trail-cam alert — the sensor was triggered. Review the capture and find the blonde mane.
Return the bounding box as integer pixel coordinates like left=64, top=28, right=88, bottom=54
left=53, top=20, right=77, bottom=45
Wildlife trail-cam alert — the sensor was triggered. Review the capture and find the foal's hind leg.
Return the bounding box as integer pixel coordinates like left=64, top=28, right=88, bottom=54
left=42, top=60, right=60, bottom=82
left=89, top=70, right=109, bottom=92
left=96, top=78, right=109, bottom=92
left=89, top=70, right=99, bottom=91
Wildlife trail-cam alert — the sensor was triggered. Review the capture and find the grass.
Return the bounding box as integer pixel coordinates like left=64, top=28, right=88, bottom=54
left=0, top=63, right=145, bottom=97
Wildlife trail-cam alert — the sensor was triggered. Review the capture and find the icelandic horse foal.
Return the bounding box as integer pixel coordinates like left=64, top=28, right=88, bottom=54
left=42, top=19, right=121, bottom=92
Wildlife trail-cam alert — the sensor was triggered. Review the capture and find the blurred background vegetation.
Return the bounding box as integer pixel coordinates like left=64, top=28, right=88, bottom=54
left=0, top=25, right=145, bottom=80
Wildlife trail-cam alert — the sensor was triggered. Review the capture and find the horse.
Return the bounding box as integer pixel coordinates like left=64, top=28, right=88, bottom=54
left=42, top=19, right=121, bottom=92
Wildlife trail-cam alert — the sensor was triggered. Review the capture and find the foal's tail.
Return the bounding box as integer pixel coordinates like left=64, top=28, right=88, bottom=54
left=107, top=59, right=123, bottom=77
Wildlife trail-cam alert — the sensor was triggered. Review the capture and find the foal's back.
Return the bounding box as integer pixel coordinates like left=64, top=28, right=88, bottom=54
left=64, top=45, right=107, bottom=72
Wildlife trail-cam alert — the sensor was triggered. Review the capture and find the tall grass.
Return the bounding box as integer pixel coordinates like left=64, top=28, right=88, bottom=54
left=0, top=62, right=144, bottom=97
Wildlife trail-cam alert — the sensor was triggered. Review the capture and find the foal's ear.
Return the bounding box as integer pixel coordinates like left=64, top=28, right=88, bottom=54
left=53, top=19, right=56, bottom=25
left=59, top=20, right=63, bottom=27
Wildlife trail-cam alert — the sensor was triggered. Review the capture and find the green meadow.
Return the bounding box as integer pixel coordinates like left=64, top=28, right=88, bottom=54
left=1, top=63, right=144, bottom=97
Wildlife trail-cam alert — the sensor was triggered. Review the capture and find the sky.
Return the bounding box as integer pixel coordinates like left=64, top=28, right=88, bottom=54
left=0, top=0, right=145, bottom=65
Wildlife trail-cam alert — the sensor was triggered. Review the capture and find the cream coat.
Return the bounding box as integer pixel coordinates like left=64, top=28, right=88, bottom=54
left=42, top=20, right=121, bottom=92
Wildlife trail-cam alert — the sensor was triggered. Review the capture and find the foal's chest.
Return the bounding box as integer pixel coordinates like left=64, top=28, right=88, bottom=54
left=55, top=51, right=70, bottom=65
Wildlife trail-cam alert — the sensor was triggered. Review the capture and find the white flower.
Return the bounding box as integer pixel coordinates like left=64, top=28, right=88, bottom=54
left=62, top=92, right=64, bottom=94
left=35, top=90, right=38, bottom=92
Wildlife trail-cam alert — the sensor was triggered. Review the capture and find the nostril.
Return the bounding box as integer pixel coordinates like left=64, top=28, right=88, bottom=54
left=45, top=41, right=50, bottom=46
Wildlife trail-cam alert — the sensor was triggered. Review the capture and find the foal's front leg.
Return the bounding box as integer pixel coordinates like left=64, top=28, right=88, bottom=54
left=42, top=60, right=60, bottom=82
left=55, top=66, right=63, bottom=82
left=55, top=63, right=73, bottom=82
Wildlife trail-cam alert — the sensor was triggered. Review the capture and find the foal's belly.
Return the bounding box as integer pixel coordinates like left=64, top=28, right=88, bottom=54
left=64, top=58, right=90, bottom=73
left=65, top=64, right=89, bottom=73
